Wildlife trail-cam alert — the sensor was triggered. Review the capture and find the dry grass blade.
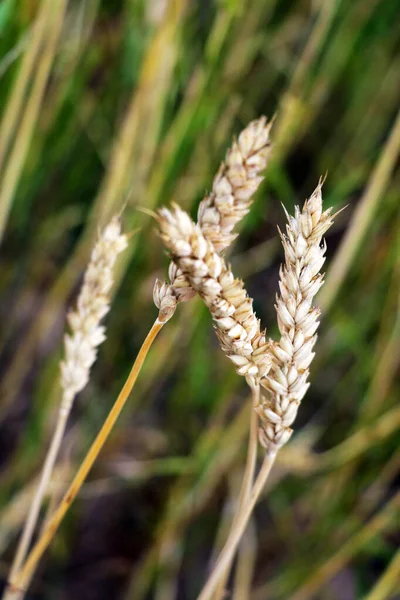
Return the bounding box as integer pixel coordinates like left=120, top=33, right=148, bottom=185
left=0, top=0, right=50, bottom=173
left=363, top=547, right=400, bottom=600
left=319, top=108, right=400, bottom=312
left=289, top=493, right=400, bottom=600
left=0, top=0, right=68, bottom=242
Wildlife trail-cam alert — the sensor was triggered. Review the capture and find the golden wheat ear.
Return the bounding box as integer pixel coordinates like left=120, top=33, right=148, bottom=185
left=198, top=116, right=272, bottom=252
left=157, top=204, right=271, bottom=383
left=257, top=182, right=335, bottom=452
left=159, top=117, right=273, bottom=308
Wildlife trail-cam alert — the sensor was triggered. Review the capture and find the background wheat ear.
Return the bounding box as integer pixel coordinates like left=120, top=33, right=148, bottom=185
left=5, top=216, right=128, bottom=596
left=60, top=216, right=128, bottom=406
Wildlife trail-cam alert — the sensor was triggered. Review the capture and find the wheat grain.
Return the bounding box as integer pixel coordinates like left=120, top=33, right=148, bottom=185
left=257, top=183, right=334, bottom=452
left=157, top=204, right=271, bottom=382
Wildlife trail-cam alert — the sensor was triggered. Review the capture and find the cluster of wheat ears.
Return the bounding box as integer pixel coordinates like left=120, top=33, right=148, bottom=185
left=5, top=117, right=337, bottom=600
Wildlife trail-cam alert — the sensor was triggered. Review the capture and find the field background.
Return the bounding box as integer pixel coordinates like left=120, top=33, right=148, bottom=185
left=0, top=0, right=399, bottom=599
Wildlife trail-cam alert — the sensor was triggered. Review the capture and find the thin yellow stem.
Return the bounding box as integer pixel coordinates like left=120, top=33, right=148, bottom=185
left=214, top=385, right=259, bottom=600
left=197, top=450, right=277, bottom=600
left=8, top=318, right=164, bottom=598
left=241, top=385, right=260, bottom=502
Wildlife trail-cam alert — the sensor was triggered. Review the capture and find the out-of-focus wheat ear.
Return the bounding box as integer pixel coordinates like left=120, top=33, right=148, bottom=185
left=6, top=216, right=128, bottom=594
left=257, top=182, right=335, bottom=453
left=60, top=216, right=128, bottom=410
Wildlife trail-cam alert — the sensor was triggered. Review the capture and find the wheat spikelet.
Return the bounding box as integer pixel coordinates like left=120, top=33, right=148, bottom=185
left=60, top=216, right=128, bottom=413
left=257, top=183, right=334, bottom=452
left=153, top=279, right=178, bottom=322
left=157, top=204, right=271, bottom=382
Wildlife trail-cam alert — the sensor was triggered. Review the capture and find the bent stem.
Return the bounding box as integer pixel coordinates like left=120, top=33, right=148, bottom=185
left=214, top=384, right=260, bottom=600
left=7, top=318, right=164, bottom=599
left=197, top=450, right=277, bottom=600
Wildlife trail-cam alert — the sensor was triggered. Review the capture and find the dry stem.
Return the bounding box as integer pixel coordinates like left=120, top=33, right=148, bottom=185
left=197, top=450, right=277, bottom=600
left=214, top=384, right=260, bottom=600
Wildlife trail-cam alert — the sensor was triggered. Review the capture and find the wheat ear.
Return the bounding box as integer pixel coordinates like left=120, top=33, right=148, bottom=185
left=197, top=116, right=272, bottom=252
left=257, top=182, right=335, bottom=452
left=6, top=217, right=128, bottom=597
left=161, top=117, right=272, bottom=305
left=197, top=183, right=335, bottom=600
left=158, top=204, right=271, bottom=382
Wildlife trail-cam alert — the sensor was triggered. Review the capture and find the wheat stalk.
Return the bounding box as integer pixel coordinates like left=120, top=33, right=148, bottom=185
left=158, top=195, right=273, bottom=599
left=5, top=217, right=128, bottom=599
left=197, top=182, right=335, bottom=600
left=8, top=318, right=166, bottom=599
left=157, top=117, right=272, bottom=599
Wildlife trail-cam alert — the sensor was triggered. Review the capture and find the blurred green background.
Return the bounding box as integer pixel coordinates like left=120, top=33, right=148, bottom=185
left=0, top=0, right=399, bottom=599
